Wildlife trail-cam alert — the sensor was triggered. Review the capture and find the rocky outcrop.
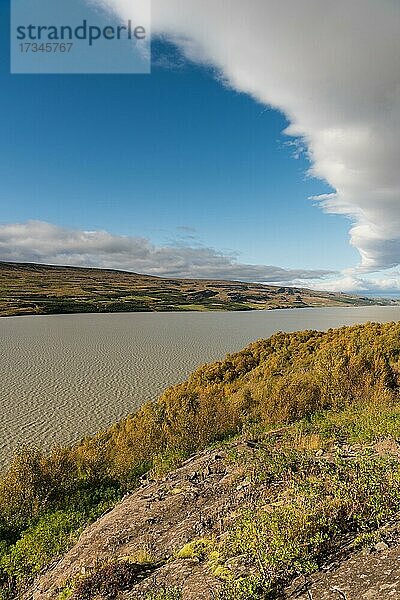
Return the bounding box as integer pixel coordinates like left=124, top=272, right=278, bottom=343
left=24, top=447, right=240, bottom=599
left=25, top=439, right=400, bottom=600
left=286, top=539, right=400, bottom=599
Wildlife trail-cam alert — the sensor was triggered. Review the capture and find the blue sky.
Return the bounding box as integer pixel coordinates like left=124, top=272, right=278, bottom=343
left=2, top=0, right=398, bottom=290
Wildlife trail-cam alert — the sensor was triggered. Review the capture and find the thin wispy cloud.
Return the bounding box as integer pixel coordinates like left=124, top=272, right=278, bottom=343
left=0, top=220, right=333, bottom=283
left=103, top=0, right=400, bottom=276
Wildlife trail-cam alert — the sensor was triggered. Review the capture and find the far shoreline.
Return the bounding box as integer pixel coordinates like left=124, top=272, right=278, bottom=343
left=1, top=301, right=397, bottom=320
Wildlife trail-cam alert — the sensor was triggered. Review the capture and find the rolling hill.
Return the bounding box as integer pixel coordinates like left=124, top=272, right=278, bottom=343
left=0, top=261, right=392, bottom=317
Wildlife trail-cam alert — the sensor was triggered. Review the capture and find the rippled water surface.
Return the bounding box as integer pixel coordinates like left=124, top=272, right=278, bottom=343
left=1, top=306, right=400, bottom=464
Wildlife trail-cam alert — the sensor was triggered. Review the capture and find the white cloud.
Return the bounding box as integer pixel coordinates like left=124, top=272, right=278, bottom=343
left=300, top=269, right=400, bottom=294
left=102, top=0, right=400, bottom=275
left=0, top=220, right=332, bottom=282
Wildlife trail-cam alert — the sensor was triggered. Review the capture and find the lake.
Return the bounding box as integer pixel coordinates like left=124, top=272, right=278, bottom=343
left=2, top=306, right=400, bottom=465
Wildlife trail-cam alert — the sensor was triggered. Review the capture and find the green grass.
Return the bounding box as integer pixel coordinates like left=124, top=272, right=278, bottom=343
left=175, top=304, right=212, bottom=311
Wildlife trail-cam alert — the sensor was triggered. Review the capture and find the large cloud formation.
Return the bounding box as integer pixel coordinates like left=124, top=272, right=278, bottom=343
left=0, top=221, right=331, bottom=282
left=104, top=0, right=400, bottom=276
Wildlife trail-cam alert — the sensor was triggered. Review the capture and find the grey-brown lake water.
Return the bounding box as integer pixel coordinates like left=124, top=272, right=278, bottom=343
left=1, top=306, right=400, bottom=465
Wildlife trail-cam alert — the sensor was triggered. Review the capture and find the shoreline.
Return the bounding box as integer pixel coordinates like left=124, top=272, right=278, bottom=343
left=1, top=300, right=398, bottom=319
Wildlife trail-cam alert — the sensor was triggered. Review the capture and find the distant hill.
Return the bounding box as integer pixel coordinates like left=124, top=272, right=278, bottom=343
left=0, top=261, right=393, bottom=317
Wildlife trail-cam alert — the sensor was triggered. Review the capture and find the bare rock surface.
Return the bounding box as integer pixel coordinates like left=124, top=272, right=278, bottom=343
left=24, top=447, right=242, bottom=600
left=286, top=535, right=400, bottom=600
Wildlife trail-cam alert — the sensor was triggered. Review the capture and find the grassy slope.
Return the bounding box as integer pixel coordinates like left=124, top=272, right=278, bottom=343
left=2, top=322, right=400, bottom=597
left=0, top=261, right=388, bottom=317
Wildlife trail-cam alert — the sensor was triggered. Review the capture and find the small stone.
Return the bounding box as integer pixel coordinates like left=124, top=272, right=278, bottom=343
left=374, top=541, right=389, bottom=552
